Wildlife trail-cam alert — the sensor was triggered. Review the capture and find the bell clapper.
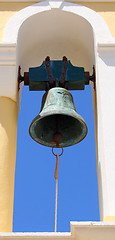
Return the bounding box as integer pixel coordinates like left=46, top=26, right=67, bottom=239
left=53, top=116, right=63, bottom=147
left=52, top=147, right=63, bottom=232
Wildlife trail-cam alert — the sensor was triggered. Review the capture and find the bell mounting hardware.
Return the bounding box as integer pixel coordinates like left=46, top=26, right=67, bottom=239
left=18, top=56, right=95, bottom=91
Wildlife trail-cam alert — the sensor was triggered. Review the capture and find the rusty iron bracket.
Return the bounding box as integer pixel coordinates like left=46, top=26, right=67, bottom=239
left=60, top=56, right=68, bottom=88
left=45, top=56, right=54, bottom=89
left=89, top=66, right=95, bottom=89
left=18, top=66, right=29, bottom=91
left=18, top=66, right=24, bottom=91
left=45, top=56, right=68, bottom=89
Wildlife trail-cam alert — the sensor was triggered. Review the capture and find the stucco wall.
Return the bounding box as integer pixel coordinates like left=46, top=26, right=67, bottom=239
left=0, top=2, right=115, bottom=42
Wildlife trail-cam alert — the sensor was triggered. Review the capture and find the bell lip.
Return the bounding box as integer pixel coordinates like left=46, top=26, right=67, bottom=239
left=29, top=112, right=88, bottom=148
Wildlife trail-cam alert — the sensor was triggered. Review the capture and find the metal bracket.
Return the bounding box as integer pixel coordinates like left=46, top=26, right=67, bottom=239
left=17, top=66, right=24, bottom=91
left=18, top=66, right=29, bottom=91
left=18, top=56, right=95, bottom=91
left=45, top=56, right=54, bottom=89
left=60, top=56, right=68, bottom=87
left=89, top=66, right=95, bottom=89
left=44, top=56, right=68, bottom=89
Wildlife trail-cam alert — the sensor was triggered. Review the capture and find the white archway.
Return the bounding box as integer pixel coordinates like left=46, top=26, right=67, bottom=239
left=4, top=1, right=112, bottom=44
left=3, top=0, right=115, bottom=222
left=17, top=9, right=95, bottom=74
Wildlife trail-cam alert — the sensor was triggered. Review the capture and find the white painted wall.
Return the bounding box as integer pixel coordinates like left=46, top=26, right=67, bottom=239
left=0, top=44, right=16, bottom=101
left=17, top=9, right=95, bottom=74
left=96, top=42, right=115, bottom=219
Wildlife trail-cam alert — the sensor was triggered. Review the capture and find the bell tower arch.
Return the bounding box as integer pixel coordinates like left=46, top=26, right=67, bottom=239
left=1, top=0, right=115, bottom=231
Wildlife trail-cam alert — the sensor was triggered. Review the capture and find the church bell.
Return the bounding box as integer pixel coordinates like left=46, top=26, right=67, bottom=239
left=29, top=87, right=88, bottom=148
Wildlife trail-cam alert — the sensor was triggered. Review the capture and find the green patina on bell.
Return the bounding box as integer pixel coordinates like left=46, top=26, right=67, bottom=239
left=29, top=87, right=88, bottom=148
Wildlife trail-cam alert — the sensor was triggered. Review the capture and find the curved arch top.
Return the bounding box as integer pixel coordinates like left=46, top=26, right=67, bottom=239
left=3, top=0, right=112, bottom=44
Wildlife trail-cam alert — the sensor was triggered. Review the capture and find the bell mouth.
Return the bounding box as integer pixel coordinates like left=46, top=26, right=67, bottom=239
left=29, top=113, right=88, bottom=148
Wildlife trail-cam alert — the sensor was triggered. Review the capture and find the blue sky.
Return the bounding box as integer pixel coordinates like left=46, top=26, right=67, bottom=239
left=13, top=84, right=100, bottom=232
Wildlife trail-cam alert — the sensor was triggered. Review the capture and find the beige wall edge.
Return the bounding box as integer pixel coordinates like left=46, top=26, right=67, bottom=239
left=0, top=97, right=17, bottom=232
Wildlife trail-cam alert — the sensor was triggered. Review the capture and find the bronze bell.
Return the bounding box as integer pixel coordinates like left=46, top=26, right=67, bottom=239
left=29, top=87, right=88, bottom=148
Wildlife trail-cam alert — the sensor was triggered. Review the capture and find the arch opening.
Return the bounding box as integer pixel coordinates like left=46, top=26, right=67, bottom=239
left=1, top=0, right=114, bottom=228
left=17, top=9, right=95, bottom=74
left=13, top=4, right=100, bottom=232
